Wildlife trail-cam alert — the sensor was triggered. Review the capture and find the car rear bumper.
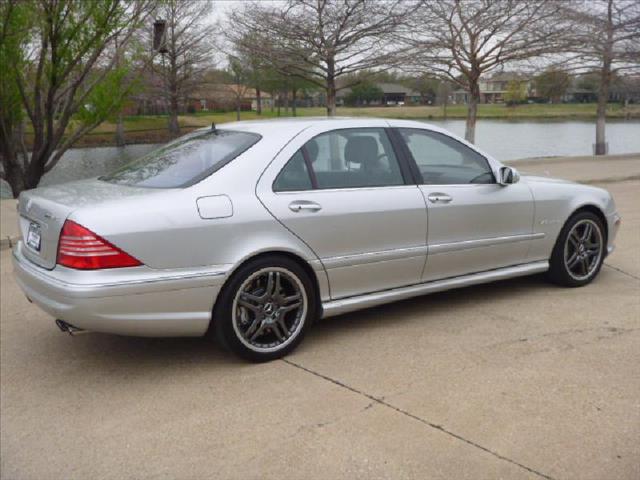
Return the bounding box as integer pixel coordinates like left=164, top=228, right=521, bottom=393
left=12, top=241, right=230, bottom=337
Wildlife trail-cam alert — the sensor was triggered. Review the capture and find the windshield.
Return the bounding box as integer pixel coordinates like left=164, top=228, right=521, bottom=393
left=100, top=129, right=261, bottom=188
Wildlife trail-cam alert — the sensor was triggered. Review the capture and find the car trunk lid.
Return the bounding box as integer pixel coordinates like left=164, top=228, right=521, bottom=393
left=17, top=179, right=155, bottom=270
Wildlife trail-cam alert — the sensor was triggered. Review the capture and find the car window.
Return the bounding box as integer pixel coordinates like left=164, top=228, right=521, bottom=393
left=273, top=150, right=313, bottom=192
left=399, top=129, right=495, bottom=184
left=101, top=130, right=261, bottom=188
left=274, top=128, right=404, bottom=191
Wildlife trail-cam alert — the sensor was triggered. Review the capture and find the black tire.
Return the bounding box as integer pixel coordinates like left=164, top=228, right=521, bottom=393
left=213, top=255, right=317, bottom=362
left=547, top=211, right=606, bottom=287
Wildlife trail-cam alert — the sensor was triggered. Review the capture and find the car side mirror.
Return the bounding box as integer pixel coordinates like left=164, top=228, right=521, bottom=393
left=498, top=166, right=520, bottom=185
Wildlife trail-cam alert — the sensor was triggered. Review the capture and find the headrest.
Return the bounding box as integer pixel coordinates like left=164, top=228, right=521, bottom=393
left=344, top=136, right=378, bottom=165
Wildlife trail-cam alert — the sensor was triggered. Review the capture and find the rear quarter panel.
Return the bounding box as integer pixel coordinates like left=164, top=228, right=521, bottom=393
left=67, top=124, right=331, bottom=301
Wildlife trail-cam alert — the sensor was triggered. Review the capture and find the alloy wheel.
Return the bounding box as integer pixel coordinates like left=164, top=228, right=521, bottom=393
left=563, top=219, right=603, bottom=281
left=231, top=267, right=307, bottom=353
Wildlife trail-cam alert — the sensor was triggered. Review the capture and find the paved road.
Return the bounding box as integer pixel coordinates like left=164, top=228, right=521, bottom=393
left=1, top=180, right=638, bottom=479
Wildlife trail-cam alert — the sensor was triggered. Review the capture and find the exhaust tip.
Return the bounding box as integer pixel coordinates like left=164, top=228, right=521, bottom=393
left=55, top=319, right=85, bottom=335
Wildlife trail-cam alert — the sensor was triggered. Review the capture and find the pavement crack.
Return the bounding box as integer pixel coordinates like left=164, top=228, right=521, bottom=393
left=282, top=358, right=557, bottom=480
left=604, top=263, right=640, bottom=281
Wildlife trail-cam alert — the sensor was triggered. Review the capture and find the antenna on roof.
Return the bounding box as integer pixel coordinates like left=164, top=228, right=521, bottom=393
left=211, top=121, right=216, bottom=133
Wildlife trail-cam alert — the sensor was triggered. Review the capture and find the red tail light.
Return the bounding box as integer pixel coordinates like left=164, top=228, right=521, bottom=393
left=57, top=220, right=142, bottom=270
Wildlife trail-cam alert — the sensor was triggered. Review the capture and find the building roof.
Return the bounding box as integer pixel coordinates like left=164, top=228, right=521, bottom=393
left=337, top=82, right=419, bottom=98
left=190, top=84, right=272, bottom=100
left=486, top=72, right=530, bottom=82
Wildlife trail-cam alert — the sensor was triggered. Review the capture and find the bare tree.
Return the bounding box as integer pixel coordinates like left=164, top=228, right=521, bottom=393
left=226, top=56, right=252, bottom=121
left=562, top=0, right=640, bottom=155
left=229, top=0, right=417, bottom=116
left=402, top=0, right=569, bottom=143
left=154, top=0, right=217, bottom=135
left=0, top=0, right=151, bottom=197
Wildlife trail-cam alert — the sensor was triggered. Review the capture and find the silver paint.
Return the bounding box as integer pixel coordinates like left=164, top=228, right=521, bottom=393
left=12, top=118, right=619, bottom=337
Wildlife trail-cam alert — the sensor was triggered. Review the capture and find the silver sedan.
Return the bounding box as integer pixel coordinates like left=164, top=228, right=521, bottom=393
left=12, top=118, right=621, bottom=361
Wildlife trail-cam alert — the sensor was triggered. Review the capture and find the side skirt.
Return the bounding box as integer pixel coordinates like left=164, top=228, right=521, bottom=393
left=321, top=260, right=549, bottom=318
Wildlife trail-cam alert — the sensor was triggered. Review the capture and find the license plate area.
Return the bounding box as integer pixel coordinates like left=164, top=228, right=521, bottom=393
left=27, top=222, right=42, bottom=252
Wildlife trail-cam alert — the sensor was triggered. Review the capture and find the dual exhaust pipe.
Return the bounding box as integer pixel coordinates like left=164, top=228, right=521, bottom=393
left=55, top=319, right=87, bottom=336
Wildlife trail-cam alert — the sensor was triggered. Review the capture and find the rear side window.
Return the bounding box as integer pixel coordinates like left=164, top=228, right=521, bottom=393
left=101, top=130, right=261, bottom=188
left=273, top=151, right=313, bottom=191
left=273, top=128, right=405, bottom=192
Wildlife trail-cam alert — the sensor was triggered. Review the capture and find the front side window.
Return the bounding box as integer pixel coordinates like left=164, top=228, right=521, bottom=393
left=101, top=130, right=261, bottom=188
left=399, top=129, right=494, bottom=185
left=274, top=128, right=405, bottom=191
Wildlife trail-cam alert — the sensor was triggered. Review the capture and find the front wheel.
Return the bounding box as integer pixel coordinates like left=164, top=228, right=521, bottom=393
left=214, top=256, right=316, bottom=362
left=547, top=212, right=606, bottom=287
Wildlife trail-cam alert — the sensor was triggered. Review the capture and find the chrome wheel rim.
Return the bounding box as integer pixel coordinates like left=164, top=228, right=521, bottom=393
left=232, top=267, right=307, bottom=353
left=564, top=219, right=603, bottom=281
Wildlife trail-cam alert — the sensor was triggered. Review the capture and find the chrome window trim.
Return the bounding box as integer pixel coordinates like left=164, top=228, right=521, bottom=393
left=272, top=184, right=420, bottom=195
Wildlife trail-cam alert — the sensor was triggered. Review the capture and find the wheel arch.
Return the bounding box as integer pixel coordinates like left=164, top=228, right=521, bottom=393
left=208, top=250, right=324, bottom=334
left=568, top=204, right=608, bottom=243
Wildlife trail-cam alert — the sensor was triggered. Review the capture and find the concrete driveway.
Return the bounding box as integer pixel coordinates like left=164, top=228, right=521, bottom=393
left=1, top=179, right=638, bottom=480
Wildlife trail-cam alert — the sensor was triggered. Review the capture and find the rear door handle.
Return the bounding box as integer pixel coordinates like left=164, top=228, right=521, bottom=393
left=289, top=200, right=322, bottom=213
left=427, top=193, right=453, bottom=204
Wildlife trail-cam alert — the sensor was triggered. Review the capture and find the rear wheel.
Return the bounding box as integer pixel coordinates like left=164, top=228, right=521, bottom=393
left=547, top=212, right=605, bottom=287
left=214, top=256, right=316, bottom=362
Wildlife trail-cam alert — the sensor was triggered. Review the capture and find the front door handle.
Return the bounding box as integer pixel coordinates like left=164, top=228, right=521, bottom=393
left=289, top=200, right=322, bottom=213
left=427, top=193, right=453, bottom=204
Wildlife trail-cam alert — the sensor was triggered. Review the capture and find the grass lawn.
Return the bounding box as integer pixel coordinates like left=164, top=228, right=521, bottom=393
left=26, top=103, right=639, bottom=148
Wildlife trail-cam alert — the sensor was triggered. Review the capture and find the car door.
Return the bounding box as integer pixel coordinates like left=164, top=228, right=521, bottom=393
left=396, top=128, right=535, bottom=282
left=257, top=126, right=428, bottom=300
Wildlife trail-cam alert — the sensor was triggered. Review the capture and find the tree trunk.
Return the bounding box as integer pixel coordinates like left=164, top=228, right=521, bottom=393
left=167, top=56, right=180, bottom=135
left=443, top=91, right=448, bottom=119
left=326, top=59, right=337, bottom=116
left=284, top=90, right=289, bottom=114
left=115, top=113, right=125, bottom=147
left=465, top=80, right=480, bottom=143
left=291, top=88, right=297, bottom=117
left=168, top=89, right=180, bottom=134
left=236, top=97, right=241, bottom=121
left=256, top=87, right=262, bottom=115
left=277, top=93, right=281, bottom=117
left=0, top=138, right=27, bottom=198
left=595, top=0, right=614, bottom=156
left=270, top=91, right=275, bottom=112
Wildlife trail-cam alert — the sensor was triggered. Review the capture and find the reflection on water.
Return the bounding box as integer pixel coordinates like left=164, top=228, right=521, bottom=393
left=1, top=119, right=639, bottom=198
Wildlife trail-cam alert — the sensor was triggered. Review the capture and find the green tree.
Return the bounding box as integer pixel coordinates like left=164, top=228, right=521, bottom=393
left=534, top=69, right=571, bottom=103
left=345, top=82, right=383, bottom=106
left=0, top=0, right=150, bottom=197
left=407, top=75, right=439, bottom=105
left=504, top=80, right=528, bottom=106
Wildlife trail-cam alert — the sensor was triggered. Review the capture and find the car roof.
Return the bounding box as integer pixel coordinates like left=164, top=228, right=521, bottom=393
left=215, top=117, right=437, bottom=136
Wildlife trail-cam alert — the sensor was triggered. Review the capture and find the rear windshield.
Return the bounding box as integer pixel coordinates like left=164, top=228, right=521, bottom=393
left=100, top=129, right=261, bottom=188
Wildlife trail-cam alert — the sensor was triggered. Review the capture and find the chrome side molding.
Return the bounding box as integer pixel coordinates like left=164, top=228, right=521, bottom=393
left=321, top=260, right=549, bottom=318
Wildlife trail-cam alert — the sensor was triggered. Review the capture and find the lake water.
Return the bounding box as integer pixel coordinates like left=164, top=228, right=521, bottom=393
left=2, top=119, right=639, bottom=198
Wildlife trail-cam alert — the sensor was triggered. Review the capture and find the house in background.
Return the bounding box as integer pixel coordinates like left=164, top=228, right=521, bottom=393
left=453, top=72, right=533, bottom=104
left=188, top=85, right=273, bottom=113
left=337, top=82, right=422, bottom=106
